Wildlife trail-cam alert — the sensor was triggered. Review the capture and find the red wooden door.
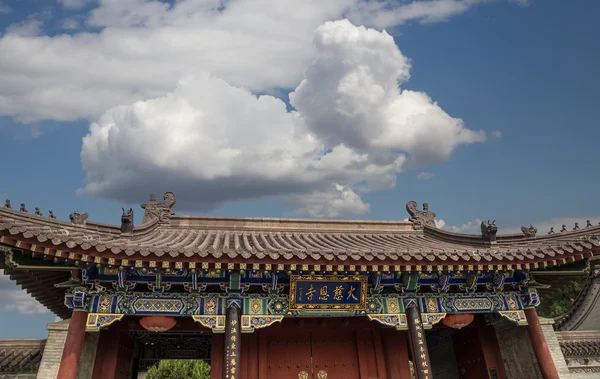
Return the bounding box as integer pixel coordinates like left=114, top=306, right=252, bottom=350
left=263, top=324, right=361, bottom=379
left=264, top=326, right=313, bottom=379
left=311, top=329, right=360, bottom=379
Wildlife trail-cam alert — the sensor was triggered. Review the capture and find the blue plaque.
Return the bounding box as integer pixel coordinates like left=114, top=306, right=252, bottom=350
left=289, top=275, right=367, bottom=310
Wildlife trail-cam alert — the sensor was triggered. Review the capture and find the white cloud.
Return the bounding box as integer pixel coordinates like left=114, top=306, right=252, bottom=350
left=57, top=0, right=97, bottom=9
left=491, top=129, right=502, bottom=139
left=78, top=20, right=483, bottom=215
left=5, top=18, right=43, bottom=37
left=0, top=1, right=11, bottom=15
left=291, top=184, right=371, bottom=218
left=0, top=0, right=519, bottom=123
left=439, top=218, right=483, bottom=234
left=417, top=171, right=435, bottom=180
left=61, top=18, right=80, bottom=30
left=0, top=270, right=50, bottom=315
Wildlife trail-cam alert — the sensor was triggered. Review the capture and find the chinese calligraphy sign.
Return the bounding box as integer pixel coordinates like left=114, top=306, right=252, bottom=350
left=289, top=275, right=367, bottom=310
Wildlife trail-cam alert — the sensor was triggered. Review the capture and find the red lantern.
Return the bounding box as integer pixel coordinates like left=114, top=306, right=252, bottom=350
left=442, top=313, right=474, bottom=329
left=139, top=316, right=177, bottom=332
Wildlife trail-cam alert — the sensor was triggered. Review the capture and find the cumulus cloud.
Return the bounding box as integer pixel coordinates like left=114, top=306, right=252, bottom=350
left=57, top=0, right=97, bottom=9
left=290, top=185, right=371, bottom=219
left=61, top=18, right=81, bottom=30
left=0, top=0, right=520, bottom=123
left=0, top=1, right=11, bottom=15
left=79, top=20, right=483, bottom=215
left=0, top=270, right=50, bottom=315
left=438, top=218, right=483, bottom=234
left=417, top=172, right=435, bottom=180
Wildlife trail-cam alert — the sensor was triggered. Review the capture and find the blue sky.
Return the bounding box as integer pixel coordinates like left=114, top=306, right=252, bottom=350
left=0, top=0, right=598, bottom=338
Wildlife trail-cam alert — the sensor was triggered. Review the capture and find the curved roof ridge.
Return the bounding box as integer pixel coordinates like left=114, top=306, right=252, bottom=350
left=169, top=214, right=415, bottom=233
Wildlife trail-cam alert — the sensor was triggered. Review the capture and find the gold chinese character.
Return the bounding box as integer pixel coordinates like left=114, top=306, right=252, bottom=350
left=417, top=332, right=422, bottom=338
left=347, top=285, right=358, bottom=300
left=420, top=353, right=426, bottom=360
left=306, top=285, right=316, bottom=301
left=414, top=318, right=420, bottom=324
left=232, top=367, right=236, bottom=374
left=415, top=325, right=422, bottom=331
left=423, top=369, right=429, bottom=374
left=232, top=328, right=237, bottom=334
left=319, top=286, right=330, bottom=301
left=421, top=361, right=428, bottom=367
left=333, top=285, right=344, bottom=301
left=231, top=358, right=236, bottom=366
left=231, top=320, right=237, bottom=326
left=232, top=342, right=236, bottom=349
left=231, top=335, right=237, bottom=342
left=420, top=346, right=425, bottom=352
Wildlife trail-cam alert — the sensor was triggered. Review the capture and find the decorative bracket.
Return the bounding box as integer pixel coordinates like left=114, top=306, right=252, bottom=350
left=241, top=315, right=284, bottom=333
left=192, top=315, right=226, bottom=333
left=86, top=313, right=124, bottom=332
left=367, top=314, right=408, bottom=331
left=497, top=310, right=528, bottom=326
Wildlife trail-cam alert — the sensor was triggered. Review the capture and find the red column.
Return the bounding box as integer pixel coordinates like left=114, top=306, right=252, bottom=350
left=57, top=310, right=88, bottom=379
left=524, top=308, right=560, bottom=379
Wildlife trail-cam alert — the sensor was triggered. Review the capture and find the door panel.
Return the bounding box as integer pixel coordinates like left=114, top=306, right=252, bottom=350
left=265, top=328, right=312, bottom=379
left=310, top=329, right=360, bottom=379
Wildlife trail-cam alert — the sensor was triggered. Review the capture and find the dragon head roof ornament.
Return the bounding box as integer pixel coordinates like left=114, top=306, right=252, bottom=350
left=121, top=208, right=134, bottom=234
left=521, top=224, right=538, bottom=238
left=69, top=211, right=88, bottom=226
left=141, top=192, right=176, bottom=224
left=406, top=201, right=436, bottom=230
left=481, top=220, right=498, bottom=242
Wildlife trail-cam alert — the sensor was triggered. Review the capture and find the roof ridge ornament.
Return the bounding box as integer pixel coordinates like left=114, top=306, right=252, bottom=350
left=481, top=220, right=497, bottom=242
left=141, top=192, right=176, bottom=224
left=19, top=203, right=27, bottom=213
left=521, top=224, right=538, bottom=238
left=121, top=208, right=134, bottom=234
left=406, top=201, right=436, bottom=230
left=70, top=210, right=88, bottom=226
left=4, top=199, right=11, bottom=209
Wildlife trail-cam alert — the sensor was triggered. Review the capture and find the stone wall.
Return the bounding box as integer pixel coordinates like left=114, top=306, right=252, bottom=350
left=36, top=320, right=69, bottom=379
left=494, top=319, right=543, bottom=379
left=540, top=318, right=571, bottom=378
left=35, top=319, right=99, bottom=379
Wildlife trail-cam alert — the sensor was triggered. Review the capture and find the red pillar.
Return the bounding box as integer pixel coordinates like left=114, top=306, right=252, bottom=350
left=524, top=308, right=560, bottom=379
left=56, top=310, right=88, bottom=379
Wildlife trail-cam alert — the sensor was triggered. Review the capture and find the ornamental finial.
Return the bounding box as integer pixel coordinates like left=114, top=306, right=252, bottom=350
left=481, top=220, right=497, bottom=242
left=560, top=225, right=567, bottom=233
left=141, top=192, right=176, bottom=224
left=406, top=201, right=436, bottom=229
left=49, top=210, right=56, bottom=219
left=35, top=207, right=42, bottom=216
left=69, top=210, right=88, bottom=226
left=19, top=203, right=27, bottom=213
left=587, top=220, right=593, bottom=228
left=573, top=222, right=580, bottom=231
left=4, top=199, right=11, bottom=209
left=521, top=225, right=537, bottom=237
left=121, top=208, right=134, bottom=234
left=548, top=227, right=555, bottom=235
